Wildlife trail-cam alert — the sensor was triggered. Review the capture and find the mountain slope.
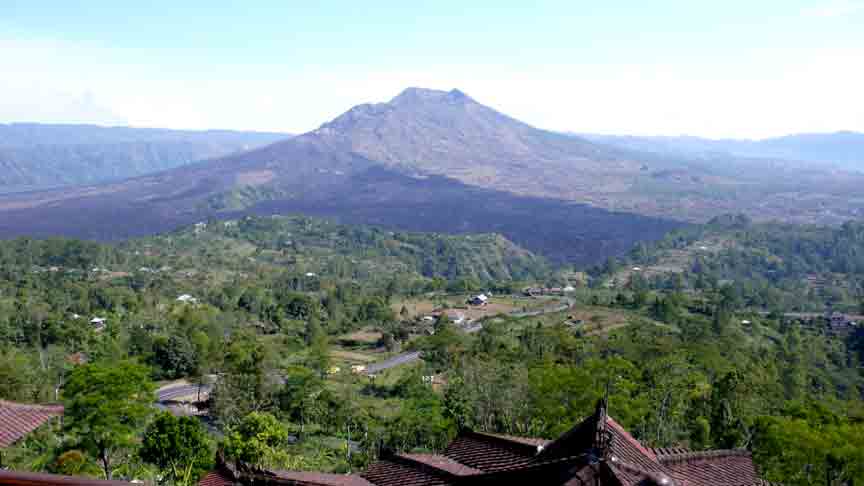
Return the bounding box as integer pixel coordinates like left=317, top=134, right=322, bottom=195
left=309, top=88, right=638, bottom=200
left=0, top=123, right=289, bottom=191
left=128, top=214, right=550, bottom=283
left=2, top=88, right=862, bottom=265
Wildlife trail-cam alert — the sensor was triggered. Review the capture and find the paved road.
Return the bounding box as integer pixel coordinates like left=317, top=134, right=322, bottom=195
left=157, top=384, right=211, bottom=402
left=362, top=299, right=574, bottom=375
left=509, top=298, right=574, bottom=318
left=757, top=311, right=864, bottom=320
left=364, top=351, right=422, bottom=375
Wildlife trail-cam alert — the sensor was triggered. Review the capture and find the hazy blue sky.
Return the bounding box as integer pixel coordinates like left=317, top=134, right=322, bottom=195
left=2, top=0, right=862, bottom=137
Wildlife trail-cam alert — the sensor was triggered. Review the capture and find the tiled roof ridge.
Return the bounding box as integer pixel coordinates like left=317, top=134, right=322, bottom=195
left=0, top=399, right=65, bottom=413
left=466, top=430, right=547, bottom=453
left=608, top=456, right=679, bottom=486
left=477, top=432, right=550, bottom=447
left=515, top=453, right=590, bottom=472
left=457, top=430, right=545, bottom=459
left=385, top=452, right=466, bottom=480
left=605, top=417, right=659, bottom=462
left=658, top=448, right=752, bottom=466
left=469, top=453, right=588, bottom=475
left=0, top=470, right=135, bottom=486
left=534, top=410, right=599, bottom=459
left=396, top=452, right=482, bottom=476
left=272, top=471, right=373, bottom=486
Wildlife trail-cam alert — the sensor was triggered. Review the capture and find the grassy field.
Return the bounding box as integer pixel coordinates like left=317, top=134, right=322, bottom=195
left=391, top=294, right=560, bottom=321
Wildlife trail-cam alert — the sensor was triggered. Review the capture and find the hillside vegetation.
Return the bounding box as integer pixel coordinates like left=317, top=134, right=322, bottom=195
left=128, top=215, right=550, bottom=284
left=601, top=215, right=864, bottom=314
left=1, top=217, right=864, bottom=484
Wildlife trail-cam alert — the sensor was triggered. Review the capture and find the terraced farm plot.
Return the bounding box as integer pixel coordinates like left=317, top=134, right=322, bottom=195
left=330, top=349, right=381, bottom=364
left=610, top=236, right=733, bottom=285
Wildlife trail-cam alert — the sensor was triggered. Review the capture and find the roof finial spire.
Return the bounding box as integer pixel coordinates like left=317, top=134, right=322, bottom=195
left=593, top=378, right=613, bottom=458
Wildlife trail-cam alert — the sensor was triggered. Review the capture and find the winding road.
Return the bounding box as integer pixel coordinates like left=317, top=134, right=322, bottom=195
left=156, top=383, right=211, bottom=402
left=362, top=299, right=574, bottom=375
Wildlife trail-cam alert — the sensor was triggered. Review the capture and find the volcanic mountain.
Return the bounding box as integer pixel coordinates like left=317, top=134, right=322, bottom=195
left=3, top=87, right=861, bottom=264
left=0, top=88, right=683, bottom=264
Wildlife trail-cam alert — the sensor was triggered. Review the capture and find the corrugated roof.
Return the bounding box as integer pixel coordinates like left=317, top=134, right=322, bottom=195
left=0, top=400, right=64, bottom=448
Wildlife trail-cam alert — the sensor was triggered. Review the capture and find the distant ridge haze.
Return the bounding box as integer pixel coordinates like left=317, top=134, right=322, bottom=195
left=0, top=123, right=291, bottom=192
left=580, top=131, right=864, bottom=170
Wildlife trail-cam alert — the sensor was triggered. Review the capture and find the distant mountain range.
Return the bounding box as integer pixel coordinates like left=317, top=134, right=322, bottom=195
left=580, top=131, right=864, bottom=171
left=0, top=88, right=862, bottom=265
left=0, top=123, right=289, bottom=192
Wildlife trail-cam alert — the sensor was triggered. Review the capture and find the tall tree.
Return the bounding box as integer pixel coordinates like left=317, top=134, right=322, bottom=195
left=63, top=361, right=154, bottom=479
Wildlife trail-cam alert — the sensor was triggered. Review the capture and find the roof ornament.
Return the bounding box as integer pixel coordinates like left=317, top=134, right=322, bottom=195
left=593, top=380, right=613, bottom=460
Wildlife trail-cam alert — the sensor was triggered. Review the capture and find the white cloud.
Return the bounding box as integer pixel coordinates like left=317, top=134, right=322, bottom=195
left=0, top=38, right=862, bottom=139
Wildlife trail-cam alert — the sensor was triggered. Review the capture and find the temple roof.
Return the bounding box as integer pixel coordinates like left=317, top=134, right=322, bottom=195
left=200, top=400, right=768, bottom=486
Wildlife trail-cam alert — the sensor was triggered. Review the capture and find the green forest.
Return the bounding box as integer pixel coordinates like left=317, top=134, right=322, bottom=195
left=1, top=215, right=863, bottom=485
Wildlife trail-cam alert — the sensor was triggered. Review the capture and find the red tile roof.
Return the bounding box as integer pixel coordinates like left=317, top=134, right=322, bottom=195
left=0, top=470, right=134, bottom=486
left=441, top=431, right=538, bottom=472
left=198, top=468, right=235, bottom=486
left=273, top=471, right=374, bottom=486
left=361, top=457, right=453, bottom=486
left=660, top=450, right=761, bottom=486
left=397, top=454, right=481, bottom=476
left=605, top=417, right=668, bottom=479
left=651, top=447, right=692, bottom=458
left=0, top=400, right=64, bottom=448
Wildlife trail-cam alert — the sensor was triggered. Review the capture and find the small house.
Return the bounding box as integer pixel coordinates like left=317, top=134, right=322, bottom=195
left=468, top=294, right=489, bottom=306
left=176, top=294, right=198, bottom=304
left=445, top=310, right=467, bottom=325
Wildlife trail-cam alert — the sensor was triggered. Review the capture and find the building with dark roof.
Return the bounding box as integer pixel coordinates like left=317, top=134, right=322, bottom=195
left=199, top=400, right=770, bottom=486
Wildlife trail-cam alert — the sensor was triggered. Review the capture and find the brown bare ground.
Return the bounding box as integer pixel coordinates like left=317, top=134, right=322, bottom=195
left=339, top=329, right=383, bottom=343
left=330, top=349, right=380, bottom=363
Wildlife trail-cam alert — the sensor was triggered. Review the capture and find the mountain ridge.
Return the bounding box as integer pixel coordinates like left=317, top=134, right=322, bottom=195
left=1, top=87, right=863, bottom=266
left=0, top=123, right=291, bottom=192
left=581, top=131, right=864, bottom=170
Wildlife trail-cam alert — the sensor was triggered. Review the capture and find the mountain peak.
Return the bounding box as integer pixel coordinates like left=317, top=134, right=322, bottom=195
left=390, top=87, right=475, bottom=105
